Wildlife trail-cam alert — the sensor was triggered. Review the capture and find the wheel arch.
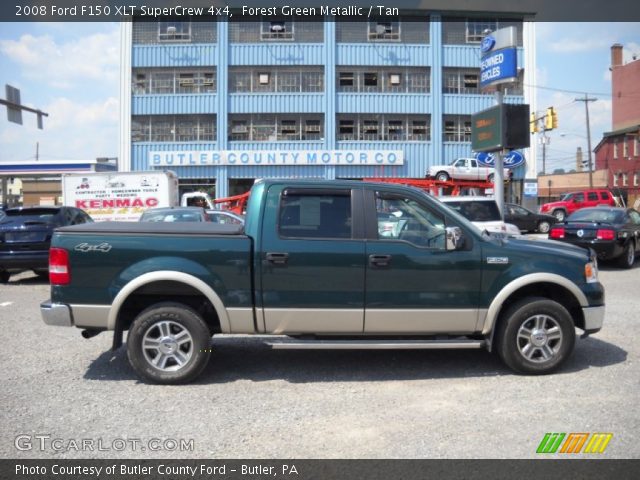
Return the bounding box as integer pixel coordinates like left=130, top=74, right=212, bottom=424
left=108, top=271, right=231, bottom=349
left=482, top=274, right=587, bottom=350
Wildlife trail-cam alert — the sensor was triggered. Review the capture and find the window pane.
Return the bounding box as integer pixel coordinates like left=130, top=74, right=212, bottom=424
left=279, top=194, right=352, bottom=239
left=376, top=194, right=445, bottom=248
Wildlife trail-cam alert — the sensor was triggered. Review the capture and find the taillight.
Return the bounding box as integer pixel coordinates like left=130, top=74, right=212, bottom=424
left=549, top=227, right=565, bottom=239
left=49, top=247, right=70, bottom=285
left=596, top=229, right=615, bottom=241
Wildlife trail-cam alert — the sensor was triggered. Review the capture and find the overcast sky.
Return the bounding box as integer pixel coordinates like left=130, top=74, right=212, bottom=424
left=0, top=21, right=639, bottom=173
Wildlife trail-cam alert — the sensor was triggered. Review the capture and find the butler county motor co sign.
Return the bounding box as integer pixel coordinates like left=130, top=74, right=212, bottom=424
left=149, top=150, right=404, bottom=167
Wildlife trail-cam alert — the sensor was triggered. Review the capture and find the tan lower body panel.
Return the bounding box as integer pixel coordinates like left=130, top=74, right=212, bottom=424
left=70, top=304, right=111, bottom=329
left=227, top=308, right=255, bottom=334
left=263, top=308, right=364, bottom=334
left=364, top=309, right=480, bottom=334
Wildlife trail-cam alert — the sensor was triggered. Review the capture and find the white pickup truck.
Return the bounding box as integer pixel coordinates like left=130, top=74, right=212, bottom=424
left=427, top=158, right=510, bottom=182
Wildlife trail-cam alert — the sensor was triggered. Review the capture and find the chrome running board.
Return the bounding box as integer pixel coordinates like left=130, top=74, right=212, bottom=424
left=265, top=339, right=486, bottom=350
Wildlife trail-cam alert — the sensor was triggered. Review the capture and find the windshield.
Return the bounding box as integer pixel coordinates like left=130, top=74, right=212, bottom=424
left=568, top=209, right=623, bottom=224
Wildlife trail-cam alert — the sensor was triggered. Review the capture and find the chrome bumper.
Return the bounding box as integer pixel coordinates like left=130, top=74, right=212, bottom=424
left=41, top=301, right=73, bottom=327
left=582, top=305, right=605, bottom=332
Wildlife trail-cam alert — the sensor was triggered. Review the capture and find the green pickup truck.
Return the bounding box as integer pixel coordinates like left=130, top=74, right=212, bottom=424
left=41, top=180, right=605, bottom=384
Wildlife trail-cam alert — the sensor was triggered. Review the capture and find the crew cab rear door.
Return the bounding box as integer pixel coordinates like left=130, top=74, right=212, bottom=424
left=363, top=188, right=482, bottom=334
left=258, top=185, right=366, bottom=334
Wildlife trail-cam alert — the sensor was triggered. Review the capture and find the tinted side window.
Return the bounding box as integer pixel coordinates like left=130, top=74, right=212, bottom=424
left=574, top=193, right=585, bottom=202
left=587, top=192, right=598, bottom=201
left=279, top=192, right=352, bottom=239
left=600, top=192, right=610, bottom=200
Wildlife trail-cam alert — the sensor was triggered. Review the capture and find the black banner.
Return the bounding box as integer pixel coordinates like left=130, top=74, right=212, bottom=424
left=2, top=0, right=640, bottom=22
left=2, top=459, right=640, bottom=480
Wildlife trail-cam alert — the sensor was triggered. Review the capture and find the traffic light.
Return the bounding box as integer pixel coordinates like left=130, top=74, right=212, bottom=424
left=545, top=107, right=554, bottom=130
left=552, top=108, right=558, bottom=129
left=530, top=113, right=538, bottom=134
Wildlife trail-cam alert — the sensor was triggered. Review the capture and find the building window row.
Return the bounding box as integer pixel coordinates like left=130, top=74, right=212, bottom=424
left=229, top=114, right=324, bottom=141
left=443, top=67, right=523, bottom=95
left=612, top=172, right=640, bottom=187
left=129, top=113, right=501, bottom=144
left=132, top=20, right=216, bottom=44
left=133, top=69, right=216, bottom=95
left=337, top=67, right=430, bottom=93
left=229, top=20, right=324, bottom=43
left=442, top=18, right=523, bottom=45
left=132, top=115, right=216, bottom=142
left=613, top=136, right=640, bottom=159
left=229, top=67, right=324, bottom=93
left=338, top=114, right=430, bottom=141
left=132, top=18, right=522, bottom=46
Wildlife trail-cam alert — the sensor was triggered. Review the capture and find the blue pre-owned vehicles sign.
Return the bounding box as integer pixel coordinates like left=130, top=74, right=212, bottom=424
left=480, top=47, right=518, bottom=89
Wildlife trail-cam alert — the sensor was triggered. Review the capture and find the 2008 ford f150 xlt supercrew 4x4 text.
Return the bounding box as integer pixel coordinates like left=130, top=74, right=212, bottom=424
left=41, top=180, right=605, bottom=384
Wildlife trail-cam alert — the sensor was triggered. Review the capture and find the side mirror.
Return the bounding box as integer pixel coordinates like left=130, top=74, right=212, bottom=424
left=446, top=226, right=465, bottom=251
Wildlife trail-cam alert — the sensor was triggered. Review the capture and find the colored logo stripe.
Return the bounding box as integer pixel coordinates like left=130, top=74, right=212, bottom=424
left=537, top=433, right=613, bottom=454
left=584, top=433, right=613, bottom=454
left=536, top=433, right=565, bottom=453
left=560, top=433, right=589, bottom=454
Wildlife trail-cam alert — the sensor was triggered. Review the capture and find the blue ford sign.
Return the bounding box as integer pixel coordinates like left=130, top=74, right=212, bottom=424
left=480, top=47, right=518, bottom=90
left=480, top=36, right=495, bottom=54
left=475, top=151, right=525, bottom=169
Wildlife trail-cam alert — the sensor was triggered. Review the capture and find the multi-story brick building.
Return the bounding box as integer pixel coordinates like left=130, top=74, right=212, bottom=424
left=119, top=13, right=536, bottom=198
left=594, top=44, right=640, bottom=205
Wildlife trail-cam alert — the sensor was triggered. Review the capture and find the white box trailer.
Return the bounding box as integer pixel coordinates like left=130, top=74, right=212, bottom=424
left=62, top=171, right=179, bottom=222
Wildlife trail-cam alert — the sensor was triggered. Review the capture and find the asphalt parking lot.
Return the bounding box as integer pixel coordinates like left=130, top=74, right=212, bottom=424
left=1, top=262, right=639, bottom=459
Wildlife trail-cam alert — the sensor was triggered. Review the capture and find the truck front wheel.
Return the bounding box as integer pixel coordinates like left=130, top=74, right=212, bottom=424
left=496, top=297, right=575, bottom=374
left=127, top=302, right=212, bottom=384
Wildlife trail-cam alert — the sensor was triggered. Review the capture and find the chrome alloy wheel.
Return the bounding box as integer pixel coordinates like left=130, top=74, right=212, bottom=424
left=142, top=321, right=194, bottom=371
left=516, top=315, right=563, bottom=363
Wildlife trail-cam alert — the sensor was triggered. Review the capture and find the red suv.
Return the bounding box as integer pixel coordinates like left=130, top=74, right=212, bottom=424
left=540, top=189, right=616, bottom=222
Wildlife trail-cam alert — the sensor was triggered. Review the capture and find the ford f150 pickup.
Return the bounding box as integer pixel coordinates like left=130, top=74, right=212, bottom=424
left=41, top=180, right=605, bottom=384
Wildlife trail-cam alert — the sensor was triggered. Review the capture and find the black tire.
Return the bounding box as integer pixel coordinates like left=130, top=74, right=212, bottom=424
left=127, top=302, right=212, bottom=384
left=552, top=209, right=566, bottom=222
left=537, top=220, right=551, bottom=234
left=436, top=172, right=450, bottom=182
left=496, top=297, right=575, bottom=374
left=617, top=241, right=635, bottom=269
left=0, top=270, right=9, bottom=284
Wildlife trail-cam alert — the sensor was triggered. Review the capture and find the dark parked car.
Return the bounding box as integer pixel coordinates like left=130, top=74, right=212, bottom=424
left=549, top=207, right=640, bottom=268
left=504, top=203, right=557, bottom=233
left=0, top=206, right=93, bottom=282
left=138, top=206, right=209, bottom=223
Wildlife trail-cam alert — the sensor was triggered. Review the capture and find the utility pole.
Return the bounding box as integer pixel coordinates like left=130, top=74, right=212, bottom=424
left=575, top=94, right=597, bottom=187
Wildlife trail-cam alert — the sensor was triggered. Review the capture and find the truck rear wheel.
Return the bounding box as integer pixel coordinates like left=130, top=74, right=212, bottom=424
left=496, top=297, right=575, bottom=374
left=127, top=302, right=212, bottom=384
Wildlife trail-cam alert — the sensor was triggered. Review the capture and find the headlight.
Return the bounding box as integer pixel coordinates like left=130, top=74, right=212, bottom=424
left=585, top=261, right=598, bottom=283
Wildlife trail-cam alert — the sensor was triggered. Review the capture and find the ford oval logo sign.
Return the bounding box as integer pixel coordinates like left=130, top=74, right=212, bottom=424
left=474, top=151, right=526, bottom=169
left=481, top=36, right=496, bottom=54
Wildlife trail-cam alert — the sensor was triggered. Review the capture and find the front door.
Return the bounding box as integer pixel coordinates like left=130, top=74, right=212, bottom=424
left=364, top=190, right=482, bottom=334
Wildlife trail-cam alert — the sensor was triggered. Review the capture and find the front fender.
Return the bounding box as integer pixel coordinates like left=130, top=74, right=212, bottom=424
left=480, top=273, right=588, bottom=335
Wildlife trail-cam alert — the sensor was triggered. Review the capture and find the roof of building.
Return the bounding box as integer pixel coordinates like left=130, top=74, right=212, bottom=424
left=594, top=124, right=640, bottom=152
